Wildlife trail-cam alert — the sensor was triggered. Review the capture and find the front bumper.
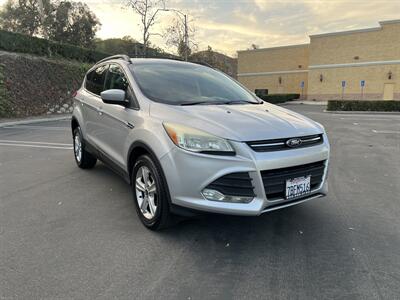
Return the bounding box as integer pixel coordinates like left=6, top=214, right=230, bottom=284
left=160, top=133, right=330, bottom=216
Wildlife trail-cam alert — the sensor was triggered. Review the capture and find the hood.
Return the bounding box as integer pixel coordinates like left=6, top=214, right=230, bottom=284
left=150, top=102, right=323, bottom=141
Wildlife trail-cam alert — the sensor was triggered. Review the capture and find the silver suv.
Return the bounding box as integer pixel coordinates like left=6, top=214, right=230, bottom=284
left=72, top=55, right=330, bottom=230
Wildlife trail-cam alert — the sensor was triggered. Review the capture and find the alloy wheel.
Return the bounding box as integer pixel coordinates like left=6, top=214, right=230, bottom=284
left=135, top=166, right=158, bottom=219
left=74, top=132, right=82, bottom=163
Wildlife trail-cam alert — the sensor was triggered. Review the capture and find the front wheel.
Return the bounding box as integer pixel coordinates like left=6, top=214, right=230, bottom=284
left=132, top=155, right=171, bottom=230
left=73, top=127, right=97, bottom=169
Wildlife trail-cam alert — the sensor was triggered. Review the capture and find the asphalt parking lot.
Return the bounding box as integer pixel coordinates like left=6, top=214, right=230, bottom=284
left=1, top=105, right=399, bottom=299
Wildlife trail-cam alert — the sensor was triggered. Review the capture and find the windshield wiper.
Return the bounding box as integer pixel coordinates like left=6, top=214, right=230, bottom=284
left=180, top=100, right=232, bottom=106
left=180, top=101, right=214, bottom=106
left=180, top=99, right=262, bottom=106
left=222, top=100, right=259, bottom=105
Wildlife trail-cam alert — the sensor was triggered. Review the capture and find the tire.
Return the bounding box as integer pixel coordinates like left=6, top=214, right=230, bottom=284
left=131, top=154, right=172, bottom=230
left=73, top=127, right=97, bottom=169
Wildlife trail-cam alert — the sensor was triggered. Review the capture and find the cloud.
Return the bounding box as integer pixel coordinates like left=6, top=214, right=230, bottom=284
left=87, top=0, right=400, bottom=55
left=1, top=0, right=399, bottom=56
left=253, top=0, right=270, bottom=11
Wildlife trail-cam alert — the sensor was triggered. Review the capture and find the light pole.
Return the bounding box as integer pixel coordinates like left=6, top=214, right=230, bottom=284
left=161, top=8, right=189, bottom=61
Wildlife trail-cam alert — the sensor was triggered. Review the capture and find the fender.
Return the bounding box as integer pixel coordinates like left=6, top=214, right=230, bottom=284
left=127, top=141, right=173, bottom=207
left=127, top=140, right=162, bottom=177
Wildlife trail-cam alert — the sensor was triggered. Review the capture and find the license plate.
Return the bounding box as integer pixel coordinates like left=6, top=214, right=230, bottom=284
left=286, top=176, right=311, bottom=199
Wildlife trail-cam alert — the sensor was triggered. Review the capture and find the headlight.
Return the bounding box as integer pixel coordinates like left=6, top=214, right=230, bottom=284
left=163, top=123, right=235, bottom=155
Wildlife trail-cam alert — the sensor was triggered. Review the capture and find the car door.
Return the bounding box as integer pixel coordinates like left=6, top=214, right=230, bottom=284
left=83, top=64, right=108, bottom=146
left=95, top=63, right=139, bottom=170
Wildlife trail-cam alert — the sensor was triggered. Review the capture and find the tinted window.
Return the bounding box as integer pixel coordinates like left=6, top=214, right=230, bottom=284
left=129, top=62, right=257, bottom=105
left=86, top=65, right=108, bottom=95
left=104, top=64, right=129, bottom=91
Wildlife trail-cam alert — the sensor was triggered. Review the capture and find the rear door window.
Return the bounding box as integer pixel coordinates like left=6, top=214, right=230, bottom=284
left=86, top=64, right=108, bottom=95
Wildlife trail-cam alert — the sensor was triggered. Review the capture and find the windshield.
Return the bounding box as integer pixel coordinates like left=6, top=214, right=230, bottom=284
left=129, top=61, right=259, bottom=105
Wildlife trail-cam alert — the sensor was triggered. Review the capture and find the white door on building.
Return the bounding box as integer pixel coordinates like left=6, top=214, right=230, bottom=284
left=383, top=83, right=395, bottom=100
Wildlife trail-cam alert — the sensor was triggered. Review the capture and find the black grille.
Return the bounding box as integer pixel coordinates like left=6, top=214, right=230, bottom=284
left=247, top=134, right=323, bottom=152
left=206, top=172, right=255, bottom=197
left=261, top=161, right=326, bottom=200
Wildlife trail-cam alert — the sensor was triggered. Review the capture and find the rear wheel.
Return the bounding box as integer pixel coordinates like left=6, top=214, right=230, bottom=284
left=132, top=154, right=171, bottom=230
left=73, top=127, right=97, bottom=169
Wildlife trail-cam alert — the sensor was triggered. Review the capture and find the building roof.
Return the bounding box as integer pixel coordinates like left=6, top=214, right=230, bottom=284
left=237, top=19, right=400, bottom=53
left=237, top=43, right=309, bottom=54
left=309, top=19, right=400, bottom=38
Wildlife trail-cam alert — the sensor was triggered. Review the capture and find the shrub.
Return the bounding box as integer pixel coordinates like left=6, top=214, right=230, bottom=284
left=327, top=100, right=400, bottom=112
left=1, top=52, right=90, bottom=117
left=0, top=30, right=110, bottom=63
left=0, top=63, right=14, bottom=117
left=255, top=89, right=268, bottom=97
left=258, top=93, right=300, bottom=104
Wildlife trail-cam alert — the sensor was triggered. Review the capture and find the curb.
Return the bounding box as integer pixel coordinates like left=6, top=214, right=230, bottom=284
left=281, top=101, right=328, bottom=106
left=323, top=110, right=400, bottom=115
left=0, top=115, right=71, bottom=128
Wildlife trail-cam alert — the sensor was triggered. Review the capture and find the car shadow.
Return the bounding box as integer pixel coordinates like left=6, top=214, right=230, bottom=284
left=89, top=161, right=335, bottom=248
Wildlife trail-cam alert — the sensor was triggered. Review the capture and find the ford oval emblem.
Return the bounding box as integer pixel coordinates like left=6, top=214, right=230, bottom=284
left=286, top=138, right=302, bottom=148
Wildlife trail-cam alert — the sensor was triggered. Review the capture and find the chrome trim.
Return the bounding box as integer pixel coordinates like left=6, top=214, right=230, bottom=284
left=302, top=136, right=321, bottom=142
left=251, top=142, right=285, bottom=147
left=247, top=134, right=323, bottom=152
left=261, top=193, right=324, bottom=214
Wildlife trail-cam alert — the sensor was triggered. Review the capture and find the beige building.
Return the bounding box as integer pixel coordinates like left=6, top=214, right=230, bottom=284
left=237, top=20, right=400, bottom=100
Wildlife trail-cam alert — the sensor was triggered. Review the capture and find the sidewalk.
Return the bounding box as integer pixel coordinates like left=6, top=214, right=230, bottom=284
left=282, top=100, right=328, bottom=105
left=0, top=114, right=71, bottom=127
left=323, top=110, right=400, bottom=115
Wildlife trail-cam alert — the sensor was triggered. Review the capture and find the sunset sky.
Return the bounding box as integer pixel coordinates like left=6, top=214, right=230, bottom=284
left=1, top=0, right=400, bottom=56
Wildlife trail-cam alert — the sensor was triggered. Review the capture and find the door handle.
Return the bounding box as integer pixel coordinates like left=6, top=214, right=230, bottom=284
left=125, top=122, right=134, bottom=129
left=97, top=107, right=103, bottom=115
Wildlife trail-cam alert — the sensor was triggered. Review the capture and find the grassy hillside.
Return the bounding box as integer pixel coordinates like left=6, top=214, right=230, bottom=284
left=0, top=51, right=90, bottom=117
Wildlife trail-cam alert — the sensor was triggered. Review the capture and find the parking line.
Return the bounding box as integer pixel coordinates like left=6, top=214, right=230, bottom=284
left=0, top=139, right=71, bottom=146
left=0, top=143, right=72, bottom=150
left=372, top=130, right=400, bottom=134
left=339, top=117, right=392, bottom=121
left=2, top=125, right=68, bottom=131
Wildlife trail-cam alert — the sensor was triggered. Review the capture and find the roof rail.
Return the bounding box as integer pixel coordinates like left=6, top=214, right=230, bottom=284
left=190, top=60, right=213, bottom=68
left=128, top=56, right=214, bottom=68
left=97, top=54, right=131, bottom=64
left=150, top=56, right=214, bottom=68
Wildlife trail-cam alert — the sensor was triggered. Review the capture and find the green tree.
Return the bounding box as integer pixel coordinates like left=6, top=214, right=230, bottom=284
left=0, top=0, right=100, bottom=48
left=45, top=1, right=101, bottom=48
left=94, top=36, right=138, bottom=55
left=0, top=0, right=50, bottom=36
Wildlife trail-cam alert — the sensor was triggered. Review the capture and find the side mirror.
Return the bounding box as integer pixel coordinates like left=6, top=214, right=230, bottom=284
left=100, top=89, right=128, bottom=106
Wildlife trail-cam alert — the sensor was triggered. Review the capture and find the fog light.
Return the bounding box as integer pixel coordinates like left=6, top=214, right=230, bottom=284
left=202, top=189, right=225, bottom=201
left=202, top=189, right=254, bottom=203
